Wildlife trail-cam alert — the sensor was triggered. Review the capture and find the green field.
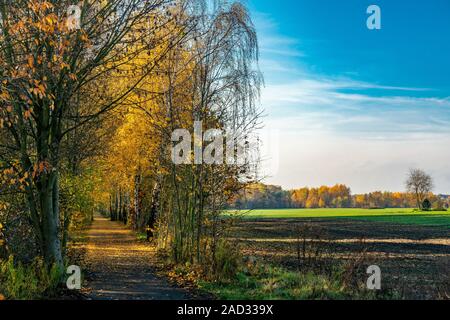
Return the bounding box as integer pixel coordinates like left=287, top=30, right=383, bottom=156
left=229, top=208, right=450, bottom=228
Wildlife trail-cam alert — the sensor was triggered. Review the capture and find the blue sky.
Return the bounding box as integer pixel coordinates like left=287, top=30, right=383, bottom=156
left=248, top=0, right=450, bottom=193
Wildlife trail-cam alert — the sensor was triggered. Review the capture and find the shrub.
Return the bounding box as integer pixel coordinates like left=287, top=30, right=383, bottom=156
left=0, top=256, right=62, bottom=300
left=211, top=239, right=242, bottom=281
left=422, top=199, right=432, bottom=211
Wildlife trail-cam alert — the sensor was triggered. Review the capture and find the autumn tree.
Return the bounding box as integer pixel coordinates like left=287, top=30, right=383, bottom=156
left=291, top=187, right=309, bottom=208
left=154, top=0, right=262, bottom=266
left=406, top=169, right=434, bottom=210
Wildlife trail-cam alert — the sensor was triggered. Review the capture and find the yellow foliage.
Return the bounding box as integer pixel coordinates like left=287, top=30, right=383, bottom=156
left=98, top=15, right=197, bottom=202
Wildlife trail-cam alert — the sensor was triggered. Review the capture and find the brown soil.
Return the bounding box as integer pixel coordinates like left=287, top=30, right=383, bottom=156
left=231, top=218, right=450, bottom=299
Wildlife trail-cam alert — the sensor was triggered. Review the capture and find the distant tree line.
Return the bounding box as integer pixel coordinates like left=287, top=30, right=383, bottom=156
left=229, top=183, right=450, bottom=210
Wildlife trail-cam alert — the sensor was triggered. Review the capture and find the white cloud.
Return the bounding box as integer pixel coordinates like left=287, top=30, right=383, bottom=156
left=261, top=77, right=450, bottom=138
left=262, top=78, right=447, bottom=108
left=253, top=11, right=305, bottom=59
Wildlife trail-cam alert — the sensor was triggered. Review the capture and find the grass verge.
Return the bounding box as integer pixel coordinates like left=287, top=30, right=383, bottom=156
left=197, top=263, right=398, bottom=300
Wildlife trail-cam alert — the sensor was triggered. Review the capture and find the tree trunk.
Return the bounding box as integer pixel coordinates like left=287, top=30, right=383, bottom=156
left=416, top=190, right=422, bottom=210
left=134, top=174, right=141, bottom=230
left=40, top=171, right=63, bottom=269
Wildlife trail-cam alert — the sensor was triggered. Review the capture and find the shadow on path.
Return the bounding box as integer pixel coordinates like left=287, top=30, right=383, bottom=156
left=84, top=215, right=189, bottom=300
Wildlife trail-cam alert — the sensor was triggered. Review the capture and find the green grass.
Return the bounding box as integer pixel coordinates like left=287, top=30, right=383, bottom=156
left=198, top=265, right=390, bottom=300
left=198, top=267, right=345, bottom=300
left=228, top=208, right=450, bottom=228
left=136, top=232, right=148, bottom=241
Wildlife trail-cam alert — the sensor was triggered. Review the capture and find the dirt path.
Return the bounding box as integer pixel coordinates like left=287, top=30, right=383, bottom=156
left=83, top=215, right=189, bottom=300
